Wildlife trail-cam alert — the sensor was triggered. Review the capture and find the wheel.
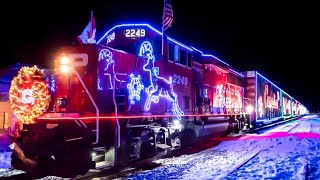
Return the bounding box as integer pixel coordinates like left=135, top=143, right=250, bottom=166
left=180, top=129, right=196, bottom=147
left=140, top=140, right=156, bottom=159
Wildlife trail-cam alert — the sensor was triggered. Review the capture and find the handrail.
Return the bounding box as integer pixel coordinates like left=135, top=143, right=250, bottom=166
left=113, top=73, right=126, bottom=148
left=73, top=70, right=100, bottom=145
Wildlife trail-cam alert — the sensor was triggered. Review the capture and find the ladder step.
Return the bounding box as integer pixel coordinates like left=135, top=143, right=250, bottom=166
left=95, top=161, right=113, bottom=169
left=92, top=154, right=105, bottom=162
left=156, top=143, right=171, bottom=149
left=93, top=146, right=106, bottom=151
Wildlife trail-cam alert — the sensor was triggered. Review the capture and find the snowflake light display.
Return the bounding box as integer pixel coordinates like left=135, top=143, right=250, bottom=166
left=127, top=74, right=144, bottom=101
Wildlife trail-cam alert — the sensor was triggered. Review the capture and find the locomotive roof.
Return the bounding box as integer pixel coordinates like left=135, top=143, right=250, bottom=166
left=97, top=24, right=245, bottom=74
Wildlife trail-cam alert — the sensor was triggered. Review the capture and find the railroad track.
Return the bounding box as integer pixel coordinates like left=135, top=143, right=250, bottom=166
left=213, top=147, right=261, bottom=180
left=1, top=117, right=301, bottom=180
left=0, top=155, right=161, bottom=180
left=0, top=137, right=219, bottom=180
left=76, top=138, right=221, bottom=179
left=242, top=117, right=299, bottom=134
left=0, top=169, right=30, bottom=180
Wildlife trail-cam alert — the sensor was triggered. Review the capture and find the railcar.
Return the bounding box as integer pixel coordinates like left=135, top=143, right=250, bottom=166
left=243, top=71, right=308, bottom=127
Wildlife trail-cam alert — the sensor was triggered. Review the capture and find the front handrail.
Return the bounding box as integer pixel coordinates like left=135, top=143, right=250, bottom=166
left=113, top=73, right=127, bottom=148
left=73, top=70, right=100, bottom=145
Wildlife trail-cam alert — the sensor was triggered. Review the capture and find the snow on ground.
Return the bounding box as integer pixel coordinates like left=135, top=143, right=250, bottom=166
left=0, top=131, right=12, bottom=171
left=0, top=151, right=12, bottom=171
left=0, top=116, right=320, bottom=179
left=0, top=130, right=25, bottom=177
left=126, top=118, right=320, bottom=180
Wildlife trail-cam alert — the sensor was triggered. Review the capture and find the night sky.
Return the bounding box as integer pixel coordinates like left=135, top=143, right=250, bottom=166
left=3, top=1, right=319, bottom=111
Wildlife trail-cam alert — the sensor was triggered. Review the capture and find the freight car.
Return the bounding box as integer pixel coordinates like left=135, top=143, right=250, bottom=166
left=8, top=23, right=307, bottom=177
left=243, top=71, right=308, bottom=127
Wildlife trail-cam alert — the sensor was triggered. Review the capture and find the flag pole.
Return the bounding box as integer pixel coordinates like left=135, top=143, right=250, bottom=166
left=90, top=10, right=93, bottom=42
left=161, top=0, right=165, bottom=58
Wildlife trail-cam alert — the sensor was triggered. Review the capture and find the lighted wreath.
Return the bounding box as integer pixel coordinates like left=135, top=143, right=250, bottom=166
left=9, top=65, right=50, bottom=124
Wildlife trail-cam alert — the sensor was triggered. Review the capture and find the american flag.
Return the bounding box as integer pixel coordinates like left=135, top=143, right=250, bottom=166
left=162, top=0, right=173, bottom=31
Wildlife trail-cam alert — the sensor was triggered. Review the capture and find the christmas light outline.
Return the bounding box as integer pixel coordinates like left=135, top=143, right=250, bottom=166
left=98, top=48, right=125, bottom=90
left=127, top=74, right=144, bottom=101
left=139, top=41, right=184, bottom=120
left=97, top=24, right=193, bottom=51
left=97, top=78, right=103, bottom=90
left=258, top=96, right=263, bottom=118
left=215, top=84, right=225, bottom=107
left=97, top=24, right=308, bottom=114
left=49, top=73, right=55, bottom=92
left=264, top=85, right=279, bottom=109
left=256, top=71, right=306, bottom=112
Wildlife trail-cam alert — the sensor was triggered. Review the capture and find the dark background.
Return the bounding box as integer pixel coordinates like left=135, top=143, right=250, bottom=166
left=3, top=1, right=319, bottom=111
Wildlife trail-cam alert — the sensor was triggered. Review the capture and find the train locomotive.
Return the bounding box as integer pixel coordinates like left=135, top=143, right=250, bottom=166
left=8, top=23, right=308, bottom=177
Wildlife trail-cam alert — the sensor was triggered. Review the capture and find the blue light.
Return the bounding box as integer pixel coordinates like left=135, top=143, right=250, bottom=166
left=98, top=23, right=193, bottom=51
left=139, top=41, right=184, bottom=120
left=256, top=71, right=306, bottom=117
left=97, top=24, right=161, bottom=44
left=229, top=69, right=244, bottom=77
left=98, top=23, right=231, bottom=66
left=255, top=71, right=258, bottom=120
left=98, top=24, right=306, bottom=115
left=127, top=74, right=144, bottom=101
left=190, top=46, right=202, bottom=53
left=98, top=48, right=125, bottom=89
left=97, top=78, right=103, bottom=90
left=167, top=37, right=193, bottom=51
left=256, top=71, right=298, bottom=103
left=191, top=46, right=230, bottom=66
left=256, top=72, right=282, bottom=92
left=98, top=24, right=244, bottom=54
left=50, top=75, right=55, bottom=92
left=202, top=54, right=229, bottom=66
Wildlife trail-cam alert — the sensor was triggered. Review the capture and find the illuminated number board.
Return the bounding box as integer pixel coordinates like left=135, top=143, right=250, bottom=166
left=124, top=29, right=146, bottom=38
left=172, top=74, right=188, bottom=86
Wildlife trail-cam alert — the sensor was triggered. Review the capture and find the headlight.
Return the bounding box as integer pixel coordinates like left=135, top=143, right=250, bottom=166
left=172, top=119, right=182, bottom=131
left=246, top=105, right=253, bottom=114
left=56, top=97, right=67, bottom=109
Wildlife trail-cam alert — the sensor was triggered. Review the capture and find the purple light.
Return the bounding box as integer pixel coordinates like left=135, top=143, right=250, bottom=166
left=97, top=23, right=192, bottom=51
left=167, top=37, right=193, bottom=51
left=98, top=23, right=230, bottom=64
left=256, top=71, right=307, bottom=116
left=139, top=41, right=184, bottom=119
left=127, top=74, right=144, bottom=101
left=229, top=69, right=244, bottom=77
left=98, top=48, right=125, bottom=89
left=191, top=46, right=229, bottom=66
left=255, top=71, right=258, bottom=121
left=256, top=71, right=283, bottom=93
left=98, top=24, right=306, bottom=115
